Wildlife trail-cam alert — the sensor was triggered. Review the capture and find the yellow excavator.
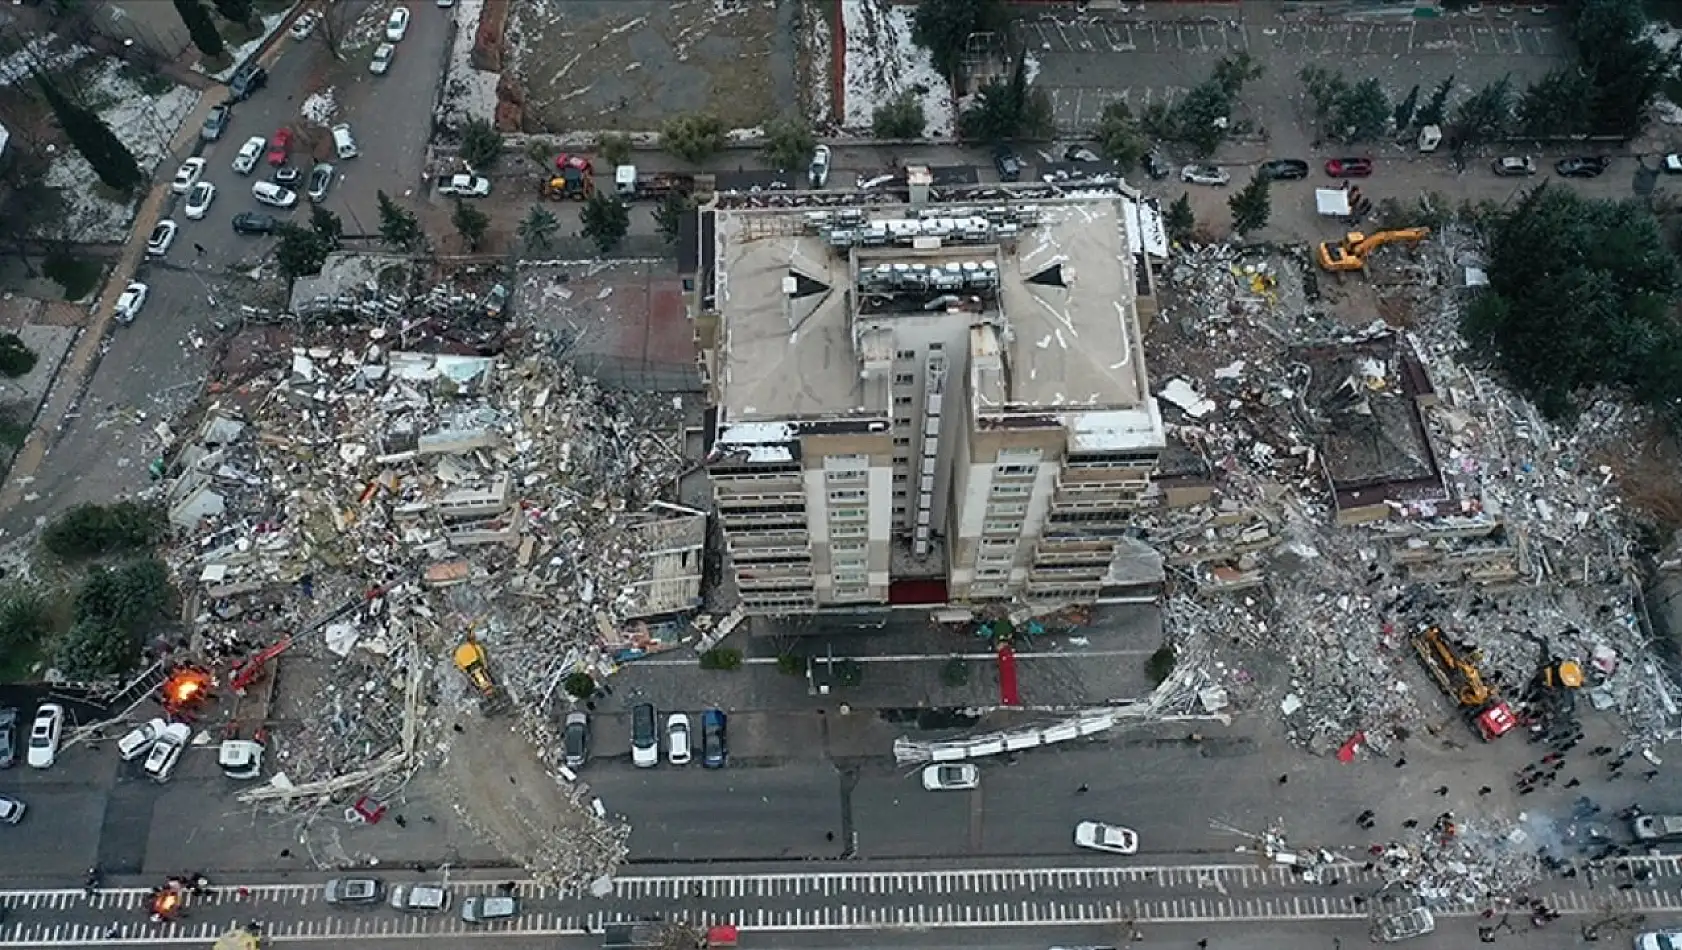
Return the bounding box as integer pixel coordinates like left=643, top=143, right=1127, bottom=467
left=1412, top=625, right=1517, bottom=741
left=1316, top=227, right=1430, bottom=272
left=454, top=640, right=511, bottom=716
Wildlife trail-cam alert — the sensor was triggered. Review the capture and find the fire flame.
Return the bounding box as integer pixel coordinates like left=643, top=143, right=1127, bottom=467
left=162, top=669, right=212, bottom=707
left=153, top=891, right=180, bottom=913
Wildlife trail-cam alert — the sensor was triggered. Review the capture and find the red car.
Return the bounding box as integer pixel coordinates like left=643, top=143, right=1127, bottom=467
left=554, top=153, right=592, bottom=173
left=1325, top=157, right=1373, bottom=178
left=267, top=128, right=292, bottom=166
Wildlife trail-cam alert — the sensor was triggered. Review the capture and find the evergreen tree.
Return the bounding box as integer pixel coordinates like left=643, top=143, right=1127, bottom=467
left=34, top=74, right=141, bottom=192
left=211, top=0, right=253, bottom=25
left=580, top=192, right=630, bottom=254
left=376, top=190, right=422, bottom=250
left=1164, top=193, right=1196, bottom=245
left=1227, top=175, right=1270, bottom=236
left=173, top=0, right=225, bottom=59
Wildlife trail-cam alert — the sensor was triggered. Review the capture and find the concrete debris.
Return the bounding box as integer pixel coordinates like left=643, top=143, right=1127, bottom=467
left=1145, top=234, right=1682, bottom=763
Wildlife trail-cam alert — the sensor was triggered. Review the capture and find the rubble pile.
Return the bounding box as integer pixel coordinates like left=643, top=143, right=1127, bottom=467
left=166, top=327, right=692, bottom=885
left=1370, top=818, right=1542, bottom=908
left=1145, top=235, right=1681, bottom=755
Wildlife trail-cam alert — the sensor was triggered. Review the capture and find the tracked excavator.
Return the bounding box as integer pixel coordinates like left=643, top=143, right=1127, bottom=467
left=1412, top=625, right=1517, bottom=741
left=1522, top=632, right=1583, bottom=732
left=1317, top=227, right=1431, bottom=272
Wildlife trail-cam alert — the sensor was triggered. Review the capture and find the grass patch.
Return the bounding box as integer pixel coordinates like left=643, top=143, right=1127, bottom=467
left=42, top=253, right=102, bottom=301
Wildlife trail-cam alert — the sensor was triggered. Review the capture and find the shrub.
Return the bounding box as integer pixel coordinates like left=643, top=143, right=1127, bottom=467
left=459, top=118, right=504, bottom=169
left=940, top=657, right=970, bottom=688
left=42, top=501, right=166, bottom=560
left=775, top=653, right=805, bottom=676
left=872, top=90, right=926, bottom=139
left=699, top=647, right=743, bottom=671
left=834, top=659, right=864, bottom=688
left=563, top=670, right=596, bottom=699
left=597, top=132, right=633, bottom=169
left=0, top=585, right=49, bottom=655
left=661, top=112, right=726, bottom=164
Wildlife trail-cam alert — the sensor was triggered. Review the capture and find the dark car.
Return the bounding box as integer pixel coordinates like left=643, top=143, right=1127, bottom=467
left=701, top=708, right=727, bottom=769
left=993, top=146, right=1022, bottom=182
left=201, top=104, right=231, bottom=142
left=231, top=212, right=278, bottom=235
left=228, top=64, right=268, bottom=102
left=1143, top=149, right=1170, bottom=180
left=1325, top=157, right=1374, bottom=178
left=1555, top=156, right=1609, bottom=178
left=1258, top=159, right=1309, bottom=181
left=0, top=708, right=16, bottom=769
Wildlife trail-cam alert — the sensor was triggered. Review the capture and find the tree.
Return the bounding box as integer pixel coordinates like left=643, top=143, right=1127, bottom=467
left=1517, top=66, right=1598, bottom=137
left=33, top=75, right=141, bottom=192
left=872, top=90, right=926, bottom=139
left=314, top=1, right=359, bottom=60
left=309, top=204, right=343, bottom=248
left=1092, top=100, right=1147, bottom=169
left=661, top=112, right=726, bottom=164
left=518, top=205, right=559, bottom=252
left=1227, top=174, right=1270, bottom=236
left=596, top=133, right=633, bottom=169
left=1393, top=84, right=1421, bottom=132
left=1164, top=193, right=1196, bottom=245
left=563, top=670, right=596, bottom=699
left=211, top=0, right=252, bottom=26
left=451, top=199, right=490, bottom=251
left=1299, top=66, right=1348, bottom=126
left=1211, top=51, right=1262, bottom=97
left=580, top=192, right=630, bottom=254
left=653, top=190, right=695, bottom=245
left=1451, top=75, right=1516, bottom=150
left=1417, top=75, right=1455, bottom=127
left=0, top=334, right=37, bottom=378
left=42, top=501, right=165, bottom=560
left=0, top=585, right=48, bottom=656
left=959, top=57, right=1052, bottom=142
left=1570, top=0, right=1680, bottom=137
left=911, top=0, right=1006, bottom=81
left=56, top=557, right=173, bottom=678
left=1333, top=77, right=1390, bottom=142
left=460, top=118, right=504, bottom=169
left=762, top=115, right=815, bottom=171
left=172, top=0, right=225, bottom=59
left=376, top=190, right=422, bottom=250
left=273, top=223, right=331, bottom=279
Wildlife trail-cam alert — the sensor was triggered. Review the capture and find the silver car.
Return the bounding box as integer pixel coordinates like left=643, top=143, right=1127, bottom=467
left=324, top=877, right=384, bottom=906
left=1180, top=164, right=1230, bottom=186
left=0, top=795, right=23, bottom=824
left=306, top=163, right=336, bottom=202
left=460, top=894, right=519, bottom=923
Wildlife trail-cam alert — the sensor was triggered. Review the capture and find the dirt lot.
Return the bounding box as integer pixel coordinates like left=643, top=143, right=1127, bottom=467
left=505, top=0, right=800, bottom=132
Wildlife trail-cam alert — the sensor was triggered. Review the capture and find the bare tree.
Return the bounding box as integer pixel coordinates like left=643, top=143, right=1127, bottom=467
left=315, top=3, right=361, bottom=61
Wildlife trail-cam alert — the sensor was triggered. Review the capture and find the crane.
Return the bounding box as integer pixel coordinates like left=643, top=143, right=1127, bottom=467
left=228, top=579, right=401, bottom=693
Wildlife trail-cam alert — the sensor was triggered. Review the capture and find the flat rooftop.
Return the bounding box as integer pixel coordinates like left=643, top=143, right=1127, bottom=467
left=714, top=197, right=1144, bottom=423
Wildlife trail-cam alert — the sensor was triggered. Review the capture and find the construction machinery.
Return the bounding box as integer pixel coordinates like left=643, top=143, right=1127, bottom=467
left=542, top=152, right=594, bottom=200
left=453, top=640, right=510, bottom=716
left=1412, top=625, right=1517, bottom=741
left=1522, top=632, right=1583, bottom=731
left=1316, top=227, right=1430, bottom=272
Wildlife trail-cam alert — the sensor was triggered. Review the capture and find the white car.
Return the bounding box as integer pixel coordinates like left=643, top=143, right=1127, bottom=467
left=667, top=713, right=691, bottom=765
left=921, top=763, right=980, bottom=791
left=385, top=6, right=411, bottom=41
left=145, top=220, right=178, bottom=257
left=808, top=144, right=831, bottom=188
left=25, top=704, right=63, bottom=769
left=232, top=136, right=265, bottom=175
left=142, top=722, right=191, bottom=782
left=370, top=43, right=395, bottom=75
left=218, top=739, right=263, bottom=780
left=1374, top=908, right=1436, bottom=943
left=117, top=718, right=168, bottom=761
left=114, top=281, right=149, bottom=324
left=252, top=180, right=298, bottom=208
left=1636, top=933, right=1682, bottom=950
left=439, top=173, right=491, bottom=197
left=172, top=157, right=206, bottom=194
left=1665, top=154, right=1682, bottom=175
left=289, top=10, right=319, bottom=40
left=183, top=181, right=216, bottom=220
left=1180, top=164, right=1230, bottom=186
left=1074, top=820, right=1138, bottom=855
left=0, top=795, right=24, bottom=824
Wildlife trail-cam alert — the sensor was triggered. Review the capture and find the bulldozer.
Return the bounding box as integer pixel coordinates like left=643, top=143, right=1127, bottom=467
left=1316, top=227, right=1430, bottom=272
left=542, top=163, right=594, bottom=201
left=1412, top=625, right=1517, bottom=741
left=453, top=640, right=511, bottom=716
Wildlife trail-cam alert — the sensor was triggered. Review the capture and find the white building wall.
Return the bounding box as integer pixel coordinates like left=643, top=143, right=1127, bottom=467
left=803, top=468, right=831, bottom=544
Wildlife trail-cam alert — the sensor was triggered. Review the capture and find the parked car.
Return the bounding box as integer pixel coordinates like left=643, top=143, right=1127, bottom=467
left=201, top=104, right=231, bottom=141
left=993, top=146, right=1023, bottom=182
left=808, top=144, right=831, bottom=188
left=114, top=282, right=149, bottom=323
left=1635, top=933, right=1682, bottom=950
left=172, top=157, right=206, bottom=194
left=630, top=702, right=658, bottom=768
left=26, top=704, right=62, bottom=769
left=274, top=166, right=301, bottom=186
left=385, top=6, right=411, bottom=41
left=218, top=739, right=263, bottom=780
left=460, top=895, right=519, bottom=924
left=562, top=711, right=589, bottom=768
left=1064, top=145, right=1102, bottom=163
left=1143, top=149, right=1170, bottom=180
left=1179, top=164, right=1229, bottom=186
left=289, top=10, right=319, bottom=40
left=117, top=718, right=168, bottom=761
left=1325, top=157, right=1374, bottom=177
left=389, top=883, right=449, bottom=914
left=306, top=163, right=336, bottom=202
left=267, top=127, right=292, bottom=166
left=1665, top=154, right=1682, bottom=174
left=232, top=212, right=278, bottom=235
left=438, top=173, right=491, bottom=197
left=0, top=795, right=23, bottom=824
left=1073, top=820, right=1138, bottom=854
left=323, top=877, right=384, bottom=906
left=183, top=182, right=216, bottom=220
left=1492, top=155, right=1536, bottom=177
left=1373, top=908, right=1435, bottom=943
left=1633, top=814, right=1682, bottom=842
left=0, top=708, right=16, bottom=769
left=232, top=136, right=265, bottom=175
left=701, top=708, right=728, bottom=769
left=921, top=763, right=979, bottom=790
left=227, top=64, right=267, bottom=102
left=667, top=713, right=691, bottom=766
left=1554, top=156, right=1609, bottom=178
left=142, top=722, right=191, bottom=782
left=146, top=220, right=178, bottom=256
left=370, top=43, right=396, bottom=75
left=1257, top=158, right=1309, bottom=181
left=252, top=181, right=298, bottom=208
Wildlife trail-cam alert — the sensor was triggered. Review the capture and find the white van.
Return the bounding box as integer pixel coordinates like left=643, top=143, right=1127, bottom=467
left=332, top=124, right=359, bottom=160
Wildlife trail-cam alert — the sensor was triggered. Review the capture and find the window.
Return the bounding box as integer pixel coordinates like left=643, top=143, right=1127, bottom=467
left=830, top=507, right=866, bottom=522
left=834, top=570, right=867, bottom=585
left=989, top=502, right=1027, bottom=516
left=832, top=539, right=866, bottom=552
left=978, top=566, right=1008, bottom=578
left=894, top=395, right=913, bottom=406
left=929, top=342, right=944, bottom=351
left=895, top=417, right=912, bottom=428
left=990, top=483, right=1031, bottom=497
left=981, top=537, right=1016, bottom=550
left=995, top=464, right=1035, bottom=477
left=826, top=469, right=865, bottom=484
left=893, top=436, right=911, bottom=447
left=828, top=488, right=866, bottom=502
left=984, top=520, right=1023, bottom=534
left=831, top=523, right=866, bottom=538
left=999, top=448, right=1042, bottom=462
left=895, top=349, right=916, bottom=361
left=894, top=373, right=915, bottom=386
left=893, top=505, right=908, bottom=517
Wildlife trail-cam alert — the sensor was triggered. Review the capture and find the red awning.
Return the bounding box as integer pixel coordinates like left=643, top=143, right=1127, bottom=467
left=997, top=645, right=1020, bottom=706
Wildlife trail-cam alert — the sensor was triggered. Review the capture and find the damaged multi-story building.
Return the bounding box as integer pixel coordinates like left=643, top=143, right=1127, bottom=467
left=694, top=167, right=1168, bottom=615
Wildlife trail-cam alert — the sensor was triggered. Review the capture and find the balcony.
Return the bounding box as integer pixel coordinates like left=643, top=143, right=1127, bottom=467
left=736, top=572, right=817, bottom=591
left=715, top=488, right=807, bottom=507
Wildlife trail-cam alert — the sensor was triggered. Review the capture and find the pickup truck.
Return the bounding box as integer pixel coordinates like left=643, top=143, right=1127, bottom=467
left=439, top=173, right=491, bottom=197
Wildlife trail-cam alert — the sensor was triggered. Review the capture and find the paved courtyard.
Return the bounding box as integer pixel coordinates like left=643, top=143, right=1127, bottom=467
left=1019, top=9, right=1572, bottom=135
